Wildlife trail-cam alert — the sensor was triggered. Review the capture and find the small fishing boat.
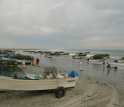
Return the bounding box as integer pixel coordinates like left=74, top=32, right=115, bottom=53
left=0, top=66, right=79, bottom=98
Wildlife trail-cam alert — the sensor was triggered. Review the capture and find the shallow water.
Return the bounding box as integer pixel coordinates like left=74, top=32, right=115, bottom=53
left=40, top=56, right=124, bottom=90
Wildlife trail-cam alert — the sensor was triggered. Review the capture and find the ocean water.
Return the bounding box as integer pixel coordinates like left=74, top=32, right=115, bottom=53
left=91, top=49, right=124, bottom=57
left=64, top=49, right=124, bottom=57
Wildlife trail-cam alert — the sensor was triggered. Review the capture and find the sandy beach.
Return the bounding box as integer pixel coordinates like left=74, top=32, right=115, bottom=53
left=0, top=71, right=121, bottom=107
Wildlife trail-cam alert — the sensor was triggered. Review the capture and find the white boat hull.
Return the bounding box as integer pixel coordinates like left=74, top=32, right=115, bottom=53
left=0, top=77, right=78, bottom=91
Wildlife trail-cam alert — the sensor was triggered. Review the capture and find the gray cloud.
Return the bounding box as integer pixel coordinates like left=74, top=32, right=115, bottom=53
left=0, top=0, right=124, bottom=49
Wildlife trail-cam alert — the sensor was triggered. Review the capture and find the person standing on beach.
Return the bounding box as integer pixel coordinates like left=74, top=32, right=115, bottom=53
left=22, top=60, right=26, bottom=68
left=36, top=58, right=40, bottom=65
left=106, top=63, right=111, bottom=69
left=106, top=63, right=111, bottom=76
left=102, top=59, right=105, bottom=65
left=87, top=58, right=89, bottom=64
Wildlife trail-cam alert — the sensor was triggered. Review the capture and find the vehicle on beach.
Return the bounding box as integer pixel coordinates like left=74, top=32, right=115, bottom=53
left=0, top=66, right=79, bottom=98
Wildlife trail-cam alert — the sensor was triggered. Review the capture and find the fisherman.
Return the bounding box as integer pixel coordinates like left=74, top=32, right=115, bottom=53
left=31, top=58, right=40, bottom=66
left=102, top=59, right=105, bottom=65
left=114, top=66, right=118, bottom=71
left=22, top=60, right=26, bottom=68
left=36, top=58, right=40, bottom=65
left=32, top=57, right=36, bottom=66
left=87, top=58, right=90, bottom=64
left=106, top=63, right=111, bottom=69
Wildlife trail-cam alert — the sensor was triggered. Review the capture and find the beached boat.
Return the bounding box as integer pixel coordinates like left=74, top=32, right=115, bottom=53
left=0, top=76, right=78, bottom=90
left=0, top=68, right=79, bottom=98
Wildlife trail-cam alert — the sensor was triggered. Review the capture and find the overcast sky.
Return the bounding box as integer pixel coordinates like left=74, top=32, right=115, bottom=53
left=0, top=0, right=124, bottom=49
